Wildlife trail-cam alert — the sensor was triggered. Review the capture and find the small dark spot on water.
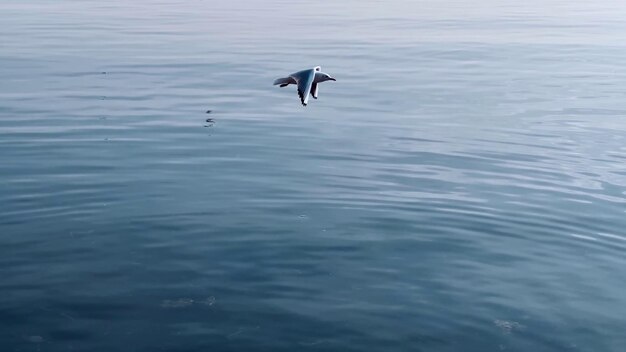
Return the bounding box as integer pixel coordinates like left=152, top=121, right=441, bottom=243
left=101, top=71, right=107, bottom=74
left=204, top=110, right=215, bottom=127
left=204, top=117, right=215, bottom=128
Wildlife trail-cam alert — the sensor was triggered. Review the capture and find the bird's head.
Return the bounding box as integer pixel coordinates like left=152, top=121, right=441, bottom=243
left=324, top=74, right=336, bottom=82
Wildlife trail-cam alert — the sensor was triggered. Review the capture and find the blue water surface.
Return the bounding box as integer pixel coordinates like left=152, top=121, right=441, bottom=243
left=1, top=1, right=626, bottom=351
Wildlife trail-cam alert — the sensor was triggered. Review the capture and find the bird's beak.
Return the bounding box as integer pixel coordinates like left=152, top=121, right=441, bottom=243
left=329, top=77, right=336, bottom=81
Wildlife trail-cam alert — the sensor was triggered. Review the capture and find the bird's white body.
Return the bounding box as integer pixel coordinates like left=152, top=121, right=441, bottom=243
left=274, top=66, right=336, bottom=106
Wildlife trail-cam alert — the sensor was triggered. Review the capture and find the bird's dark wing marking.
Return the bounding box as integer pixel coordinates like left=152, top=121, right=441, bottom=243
left=311, top=83, right=318, bottom=99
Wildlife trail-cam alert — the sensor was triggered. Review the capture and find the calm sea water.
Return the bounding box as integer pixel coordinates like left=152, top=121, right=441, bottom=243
left=2, top=0, right=626, bottom=351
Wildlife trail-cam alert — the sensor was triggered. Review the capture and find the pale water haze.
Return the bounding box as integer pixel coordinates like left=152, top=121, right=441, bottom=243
left=1, top=0, right=626, bottom=351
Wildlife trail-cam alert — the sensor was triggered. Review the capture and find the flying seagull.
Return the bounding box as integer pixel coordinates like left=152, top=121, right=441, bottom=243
left=274, top=66, right=336, bottom=106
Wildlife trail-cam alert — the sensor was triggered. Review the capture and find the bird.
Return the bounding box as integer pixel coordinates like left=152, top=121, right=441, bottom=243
left=273, top=66, right=336, bottom=106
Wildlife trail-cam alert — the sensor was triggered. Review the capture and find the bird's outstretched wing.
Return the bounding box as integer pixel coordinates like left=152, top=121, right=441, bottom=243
left=311, top=83, right=319, bottom=99
left=291, top=68, right=316, bottom=106
left=273, top=76, right=296, bottom=87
